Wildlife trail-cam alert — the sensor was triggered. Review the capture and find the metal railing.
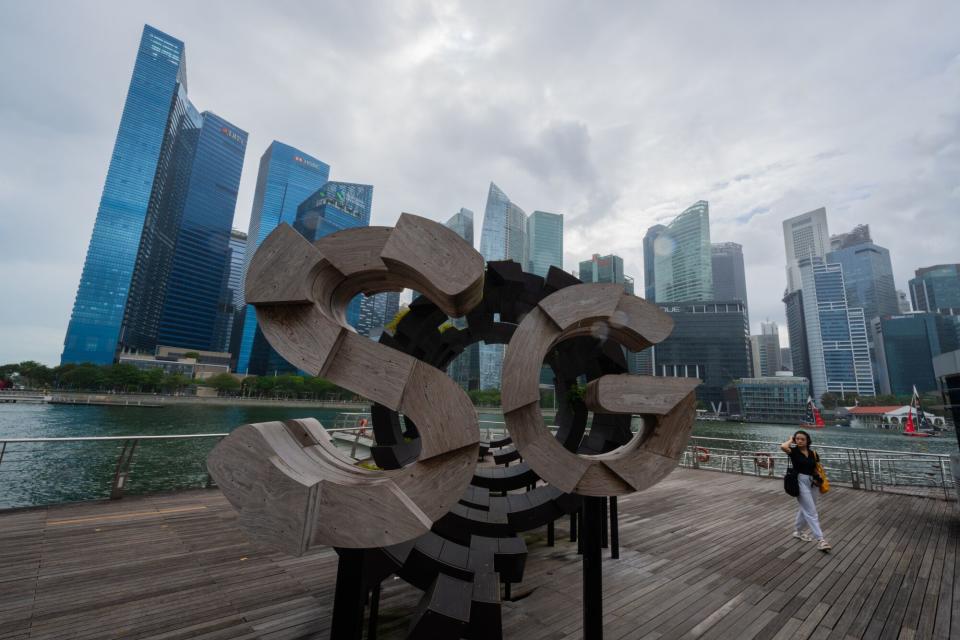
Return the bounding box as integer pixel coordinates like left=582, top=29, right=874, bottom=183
left=681, top=435, right=956, bottom=501
left=0, top=427, right=372, bottom=510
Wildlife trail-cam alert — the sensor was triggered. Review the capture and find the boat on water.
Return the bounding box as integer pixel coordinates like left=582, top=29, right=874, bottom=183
left=800, top=396, right=825, bottom=429
left=903, top=385, right=937, bottom=438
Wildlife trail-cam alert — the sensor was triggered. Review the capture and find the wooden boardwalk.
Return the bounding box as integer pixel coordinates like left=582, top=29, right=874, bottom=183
left=1, top=468, right=956, bottom=639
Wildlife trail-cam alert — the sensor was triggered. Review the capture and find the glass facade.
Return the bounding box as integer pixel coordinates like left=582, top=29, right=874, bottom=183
left=478, top=182, right=527, bottom=389
left=711, top=242, right=748, bottom=307
left=650, top=301, right=752, bottom=409
left=156, top=113, right=247, bottom=351
left=643, top=224, right=665, bottom=301
left=654, top=201, right=713, bottom=303
left=873, top=313, right=960, bottom=395
left=750, top=323, right=782, bottom=377
left=909, top=264, right=960, bottom=314
left=826, top=226, right=899, bottom=324
left=734, top=376, right=809, bottom=423
left=63, top=26, right=187, bottom=364
left=234, top=142, right=330, bottom=375
left=525, top=211, right=563, bottom=277
left=444, top=209, right=480, bottom=391
left=293, top=181, right=374, bottom=331
left=356, top=291, right=401, bottom=339
left=213, top=229, right=247, bottom=356
left=62, top=25, right=246, bottom=365
left=579, top=254, right=626, bottom=287
left=799, top=257, right=875, bottom=402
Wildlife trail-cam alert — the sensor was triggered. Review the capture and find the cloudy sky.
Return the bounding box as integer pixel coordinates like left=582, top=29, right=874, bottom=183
left=1, top=1, right=958, bottom=365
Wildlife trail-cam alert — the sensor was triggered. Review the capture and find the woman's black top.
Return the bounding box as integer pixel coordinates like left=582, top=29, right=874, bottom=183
left=787, top=445, right=818, bottom=475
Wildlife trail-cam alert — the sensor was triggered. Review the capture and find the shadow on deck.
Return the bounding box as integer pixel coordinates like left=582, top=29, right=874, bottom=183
left=1, top=469, right=957, bottom=639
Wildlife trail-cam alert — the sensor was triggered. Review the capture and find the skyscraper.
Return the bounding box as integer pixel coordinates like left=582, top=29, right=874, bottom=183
left=750, top=322, right=782, bottom=377
left=62, top=25, right=247, bottom=365
left=650, top=301, right=751, bottom=410
left=155, top=113, right=248, bottom=352
left=780, top=347, right=794, bottom=372
left=783, top=290, right=810, bottom=382
left=897, top=290, right=912, bottom=314
left=214, top=229, right=247, bottom=357
left=444, top=209, right=480, bottom=391
left=293, top=181, right=374, bottom=330
left=909, top=264, right=960, bottom=314
left=356, top=292, right=401, bottom=340
left=643, top=224, right=666, bottom=301
left=711, top=242, right=748, bottom=307
left=783, top=207, right=830, bottom=294
left=234, top=143, right=330, bottom=375
left=873, top=313, right=960, bottom=395
left=579, top=254, right=627, bottom=289
left=826, top=225, right=899, bottom=323
left=798, top=257, right=875, bottom=401
left=652, top=201, right=713, bottom=303
left=478, top=183, right=527, bottom=389
left=525, top=211, right=563, bottom=277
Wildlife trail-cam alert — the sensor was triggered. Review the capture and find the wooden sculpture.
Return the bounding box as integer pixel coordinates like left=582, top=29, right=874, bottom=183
left=208, top=214, right=484, bottom=552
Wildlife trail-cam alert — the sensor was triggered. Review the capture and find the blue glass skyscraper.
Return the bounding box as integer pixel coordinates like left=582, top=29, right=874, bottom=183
left=525, top=211, right=563, bottom=278
left=798, top=257, right=875, bottom=401
left=62, top=26, right=186, bottom=364
left=156, top=113, right=247, bottom=351
left=62, top=25, right=246, bottom=364
left=234, top=143, right=330, bottom=375
left=214, top=229, right=247, bottom=356
left=293, top=181, right=373, bottom=329
left=478, top=183, right=527, bottom=390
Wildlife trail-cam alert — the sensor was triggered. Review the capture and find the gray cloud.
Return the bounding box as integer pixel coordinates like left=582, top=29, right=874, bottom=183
left=1, top=0, right=959, bottom=364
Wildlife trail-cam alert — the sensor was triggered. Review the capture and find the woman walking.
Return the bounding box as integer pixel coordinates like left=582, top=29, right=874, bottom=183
left=780, top=430, right=832, bottom=551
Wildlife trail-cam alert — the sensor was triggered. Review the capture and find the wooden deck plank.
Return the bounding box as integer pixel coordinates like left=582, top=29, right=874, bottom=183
left=0, top=468, right=956, bottom=639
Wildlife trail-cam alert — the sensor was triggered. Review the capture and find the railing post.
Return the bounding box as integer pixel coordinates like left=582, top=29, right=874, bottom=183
left=111, top=439, right=138, bottom=500
left=939, top=460, right=949, bottom=501
left=0, top=441, right=6, bottom=469
left=738, top=451, right=744, bottom=475
left=846, top=450, right=859, bottom=490
left=691, top=444, right=699, bottom=469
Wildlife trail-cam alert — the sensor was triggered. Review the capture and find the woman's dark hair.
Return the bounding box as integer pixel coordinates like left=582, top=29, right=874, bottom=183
left=793, top=430, right=813, bottom=446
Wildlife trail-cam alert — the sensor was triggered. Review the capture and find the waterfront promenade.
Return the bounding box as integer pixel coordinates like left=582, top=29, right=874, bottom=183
left=1, top=468, right=957, bottom=639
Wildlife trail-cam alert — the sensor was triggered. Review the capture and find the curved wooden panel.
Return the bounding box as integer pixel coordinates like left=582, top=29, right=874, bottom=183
left=501, top=285, right=696, bottom=497
left=209, top=215, right=485, bottom=551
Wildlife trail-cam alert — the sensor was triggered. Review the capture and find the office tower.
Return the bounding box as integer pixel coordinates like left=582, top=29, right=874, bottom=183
left=750, top=322, right=782, bottom=377
left=62, top=25, right=247, bottom=365
left=798, top=257, right=875, bottom=401
left=826, top=225, right=899, bottom=323
left=780, top=347, right=794, bottom=372
left=652, top=201, right=713, bottom=303
left=711, top=242, right=748, bottom=307
left=783, top=207, right=830, bottom=294
left=873, top=313, right=960, bottom=395
left=213, top=229, right=247, bottom=357
left=909, top=264, right=960, bottom=313
left=445, top=208, right=474, bottom=246
left=650, top=301, right=751, bottom=410
left=154, top=114, right=248, bottom=351
left=478, top=183, right=527, bottom=389
left=783, top=290, right=810, bottom=382
left=525, top=211, right=563, bottom=277
left=643, top=224, right=666, bottom=301
left=579, top=253, right=642, bottom=373
left=444, top=209, right=480, bottom=391
left=234, top=143, right=330, bottom=375
left=897, top=290, right=912, bottom=314
left=357, top=292, right=401, bottom=340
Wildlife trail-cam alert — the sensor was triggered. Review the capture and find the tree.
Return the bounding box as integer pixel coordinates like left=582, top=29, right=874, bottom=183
left=820, top=392, right=839, bottom=410
left=61, top=363, right=106, bottom=390
left=182, top=352, right=201, bottom=360
left=15, top=361, right=53, bottom=388
left=162, top=372, right=190, bottom=393
left=141, top=368, right=165, bottom=392
left=207, top=373, right=240, bottom=394
left=106, top=363, right=142, bottom=392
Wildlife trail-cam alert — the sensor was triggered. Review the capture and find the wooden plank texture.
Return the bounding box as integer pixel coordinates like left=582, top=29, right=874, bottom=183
left=0, top=469, right=956, bottom=639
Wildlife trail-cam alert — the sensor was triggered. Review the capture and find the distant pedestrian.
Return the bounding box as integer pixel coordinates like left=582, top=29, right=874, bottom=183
left=780, top=430, right=832, bottom=551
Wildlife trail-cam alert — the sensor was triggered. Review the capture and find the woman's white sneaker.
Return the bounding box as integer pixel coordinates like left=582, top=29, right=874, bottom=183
left=793, top=531, right=813, bottom=542
left=818, top=539, right=832, bottom=551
